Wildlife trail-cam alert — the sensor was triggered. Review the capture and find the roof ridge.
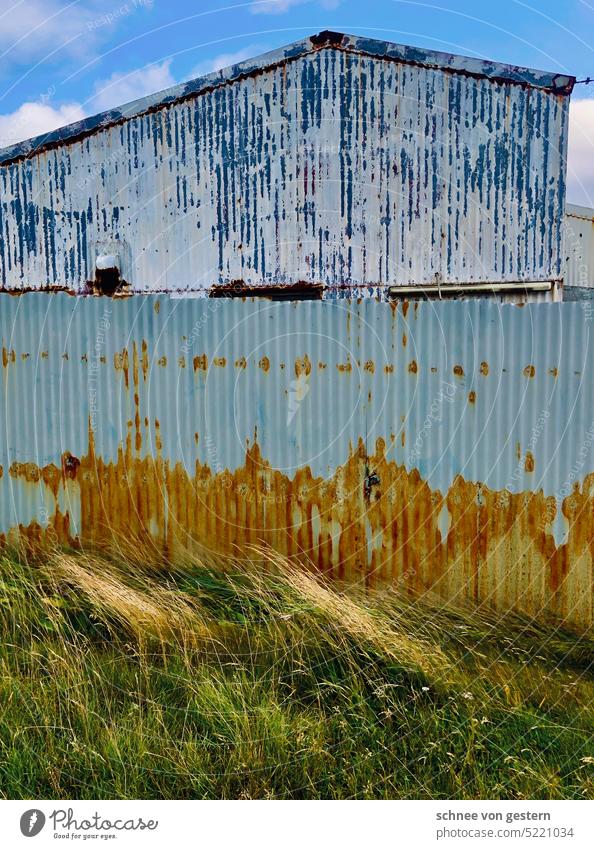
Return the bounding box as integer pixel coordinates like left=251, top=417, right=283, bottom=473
left=0, top=31, right=575, bottom=166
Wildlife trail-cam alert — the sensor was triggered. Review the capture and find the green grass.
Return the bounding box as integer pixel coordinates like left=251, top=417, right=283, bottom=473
left=0, top=543, right=592, bottom=799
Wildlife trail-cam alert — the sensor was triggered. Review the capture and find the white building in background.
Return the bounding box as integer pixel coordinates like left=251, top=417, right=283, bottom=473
left=565, top=203, right=594, bottom=297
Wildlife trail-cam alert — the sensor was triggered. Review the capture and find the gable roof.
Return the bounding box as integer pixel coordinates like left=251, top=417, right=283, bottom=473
left=0, top=30, right=575, bottom=166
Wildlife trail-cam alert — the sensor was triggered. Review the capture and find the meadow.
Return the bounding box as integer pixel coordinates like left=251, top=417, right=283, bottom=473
left=1, top=544, right=592, bottom=799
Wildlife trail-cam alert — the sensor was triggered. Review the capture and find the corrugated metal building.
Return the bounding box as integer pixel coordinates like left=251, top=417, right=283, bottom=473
left=1, top=35, right=592, bottom=630
left=564, top=203, right=594, bottom=298
left=0, top=31, right=574, bottom=299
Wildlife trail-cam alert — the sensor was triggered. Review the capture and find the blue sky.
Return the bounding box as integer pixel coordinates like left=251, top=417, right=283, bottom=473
left=0, top=0, right=593, bottom=203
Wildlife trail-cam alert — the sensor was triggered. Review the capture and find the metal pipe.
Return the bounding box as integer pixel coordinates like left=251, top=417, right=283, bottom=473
left=388, top=281, right=553, bottom=296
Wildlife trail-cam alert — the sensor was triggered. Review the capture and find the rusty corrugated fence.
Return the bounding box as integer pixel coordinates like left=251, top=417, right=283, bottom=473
left=1, top=294, right=592, bottom=629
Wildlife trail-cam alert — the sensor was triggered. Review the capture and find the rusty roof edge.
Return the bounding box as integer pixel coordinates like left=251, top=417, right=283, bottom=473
left=0, top=30, right=575, bottom=167
left=566, top=202, right=594, bottom=222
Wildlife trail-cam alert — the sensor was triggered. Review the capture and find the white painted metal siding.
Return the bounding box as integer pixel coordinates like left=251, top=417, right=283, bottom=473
left=0, top=35, right=571, bottom=296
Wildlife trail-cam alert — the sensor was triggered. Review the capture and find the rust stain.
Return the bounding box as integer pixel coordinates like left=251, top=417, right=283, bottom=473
left=154, top=301, right=160, bottom=314
left=402, top=301, right=409, bottom=317
left=294, top=354, right=311, bottom=377
left=62, top=352, right=68, bottom=361
left=2, top=348, right=15, bottom=367
left=364, top=360, right=375, bottom=373
left=480, top=361, right=489, bottom=376
left=453, top=364, right=464, bottom=377
left=408, top=360, right=418, bottom=374
left=5, top=423, right=594, bottom=630
left=41, top=351, right=48, bottom=360
left=114, top=349, right=130, bottom=387
left=402, top=333, right=407, bottom=348
left=549, top=367, right=558, bottom=378
left=525, top=451, right=535, bottom=473
left=193, top=354, right=208, bottom=371
left=213, top=357, right=227, bottom=368
left=524, top=364, right=536, bottom=378
left=178, top=356, right=186, bottom=369
left=141, top=341, right=149, bottom=381
left=337, top=359, right=352, bottom=373
left=318, top=361, right=327, bottom=370
left=468, top=390, right=476, bottom=404
left=235, top=356, right=247, bottom=369
left=384, top=364, right=394, bottom=374
left=21, top=352, right=29, bottom=361
left=259, top=356, right=270, bottom=372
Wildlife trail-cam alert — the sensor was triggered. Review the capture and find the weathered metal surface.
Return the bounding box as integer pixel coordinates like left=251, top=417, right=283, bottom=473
left=0, top=33, right=572, bottom=297
left=565, top=203, right=594, bottom=293
left=1, top=294, right=592, bottom=630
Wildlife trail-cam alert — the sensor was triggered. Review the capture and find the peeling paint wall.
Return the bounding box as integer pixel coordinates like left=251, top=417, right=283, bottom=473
left=0, top=36, right=570, bottom=296
left=1, top=294, right=592, bottom=630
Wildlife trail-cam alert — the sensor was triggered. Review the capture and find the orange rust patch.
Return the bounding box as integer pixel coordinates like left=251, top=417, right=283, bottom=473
left=193, top=354, right=208, bottom=372
left=295, top=355, right=311, bottom=377
left=480, top=362, right=489, bottom=376
left=402, top=301, right=409, bottom=317
left=384, top=364, right=394, bottom=374
left=524, top=365, right=536, bottom=378
left=259, top=356, right=270, bottom=373
left=114, top=349, right=130, bottom=388
left=235, top=356, right=247, bottom=370
left=318, top=361, right=327, bottom=370
left=213, top=357, right=227, bottom=368
left=2, top=348, right=15, bottom=367
left=178, top=356, right=186, bottom=369
left=141, top=341, right=149, bottom=381
left=402, top=333, right=407, bottom=348
left=158, top=356, right=168, bottom=368
left=408, top=360, right=418, bottom=374
left=40, top=351, right=48, bottom=360
left=468, top=390, right=476, bottom=404
left=453, top=365, right=464, bottom=377
left=337, top=360, right=352, bottom=373
left=549, top=367, right=558, bottom=378
left=364, top=360, right=375, bottom=374
left=525, top=451, right=535, bottom=473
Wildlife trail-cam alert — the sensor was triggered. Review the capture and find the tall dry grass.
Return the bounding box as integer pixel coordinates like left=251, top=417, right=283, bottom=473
left=0, top=541, right=592, bottom=799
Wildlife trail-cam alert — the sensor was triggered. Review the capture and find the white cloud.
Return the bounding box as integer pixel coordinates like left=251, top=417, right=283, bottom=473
left=189, top=45, right=266, bottom=78
left=250, top=0, right=340, bottom=14
left=0, top=100, right=85, bottom=147
left=91, top=60, right=175, bottom=112
left=567, top=98, right=594, bottom=208
left=0, top=0, right=142, bottom=66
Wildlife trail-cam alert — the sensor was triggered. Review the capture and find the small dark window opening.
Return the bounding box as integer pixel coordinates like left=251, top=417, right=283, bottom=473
left=209, top=282, right=324, bottom=301
left=93, top=266, right=123, bottom=295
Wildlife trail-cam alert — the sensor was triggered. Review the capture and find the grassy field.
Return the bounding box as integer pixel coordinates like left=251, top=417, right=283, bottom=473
left=0, top=543, right=593, bottom=800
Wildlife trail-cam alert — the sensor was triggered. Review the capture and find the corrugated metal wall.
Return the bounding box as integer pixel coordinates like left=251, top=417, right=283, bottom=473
left=1, top=294, right=592, bottom=630
left=564, top=203, right=594, bottom=296
left=0, top=36, right=570, bottom=296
